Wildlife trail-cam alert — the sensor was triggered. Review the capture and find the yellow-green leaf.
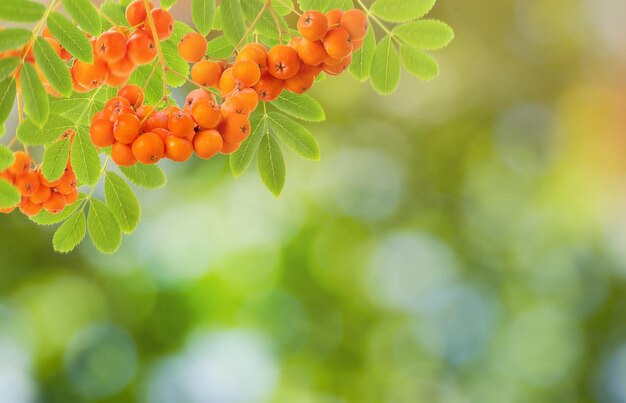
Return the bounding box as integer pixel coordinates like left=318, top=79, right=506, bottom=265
left=104, top=171, right=141, bottom=233
left=230, top=112, right=265, bottom=176
left=400, top=45, right=439, bottom=80
left=87, top=198, right=122, bottom=254
left=0, top=179, right=20, bottom=209
left=267, top=112, right=320, bottom=160
left=0, top=28, right=32, bottom=52
left=42, top=138, right=71, bottom=182
left=370, top=36, right=400, bottom=95
left=392, top=19, right=454, bottom=50
left=0, top=0, right=45, bottom=22
left=62, top=0, right=102, bottom=36
left=257, top=132, right=285, bottom=197
left=371, top=0, right=436, bottom=22
left=192, top=0, right=215, bottom=36
left=20, top=62, right=49, bottom=127
left=53, top=210, right=87, bottom=253
left=47, top=12, right=93, bottom=63
left=0, top=77, right=15, bottom=126
left=34, top=36, right=73, bottom=97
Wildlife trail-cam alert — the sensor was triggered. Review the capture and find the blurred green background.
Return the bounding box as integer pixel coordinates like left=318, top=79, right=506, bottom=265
left=3, top=0, right=626, bottom=402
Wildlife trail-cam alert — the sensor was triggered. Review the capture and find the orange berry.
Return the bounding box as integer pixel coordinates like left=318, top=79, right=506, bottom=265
left=323, top=54, right=352, bottom=76
left=178, top=32, right=207, bottom=62
left=253, top=73, right=284, bottom=101
left=111, top=142, right=137, bottom=166
left=297, top=11, right=329, bottom=41
left=135, top=104, right=155, bottom=121
left=55, top=170, right=77, bottom=195
left=191, top=60, right=222, bottom=87
left=221, top=96, right=251, bottom=118
left=30, top=184, right=51, bottom=204
left=185, top=88, right=215, bottom=110
left=323, top=28, right=352, bottom=60
left=113, top=113, right=141, bottom=144
left=220, top=139, right=241, bottom=155
left=0, top=170, right=15, bottom=185
left=232, top=60, right=261, bottom=88
left=65, top=188, right=79, bottom=205
left=152, top=128, right=171, bottom=142
left=147, top=8, right=174, bottom=40
left=15, top=171, right=40, bottom=197
left=193, top=129, right=223, bottom=159
left=43, top=191, right=66, bottom=214
left=285, top=65, right=317, bottom=94
left=233, top=88, right=259, bottom=112
left=164, top=136, right=193, bottom=162
left=296, top=39, right=326, bottom=66
left=288, top=37, right=301, bottom=48
left=108, top=56, right=136, bottom=77
left=267, top=45, right=301, bottom=80
left=105, top=73, right=129, bottom=87
left=219, top=67, right=239, bottom=96
left=191, top=98, right=222, bottom=129
left=118, top=84, right=144, bottom=108
left=127, top=30, right=157, bottom=65
left=141, top=111, right=169, bottom=132
left=352, top=37, right=364, bottom=52
left=71, top=73, right=90, bottom=93
left=104, top=96, right=132, bottom=120
left=125, top=0, right=153, bottom=26
left=132, top=132, right=165, bottom=164
left=168, top=110, right=196, bottom=138
left=20, top=198, right=42, bottom=216
left=96, top=30, right=127, bottom=62
left=326, top=9, right=343, bottom=27
left=90, top=117, right=115, bottom=147
left=236, top=44, right=267, bottom=75
left=340, top=9, right=368, bottom=41
left=72, top=58, right=109, bottom=89
left=9, top=151, right=31, bottom=176
left=220, top=113, right=250, bottom=143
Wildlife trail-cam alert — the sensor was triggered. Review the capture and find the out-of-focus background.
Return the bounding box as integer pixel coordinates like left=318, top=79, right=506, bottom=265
left=3, top=0, right=626, bottom=401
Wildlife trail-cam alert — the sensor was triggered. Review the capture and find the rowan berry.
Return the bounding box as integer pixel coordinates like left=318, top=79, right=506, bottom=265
left=141, top=111, right=169, bottom=132
left=233, top=88, right=259, bottom=112
left=43, top=191, right=66, bottom=214
left=71, top=74, right=90, bottom=93
left=113, top=113, right=141, bottom=144
left=232, top=60, right=261, bottom=88
left=125, top=0, right=153, bottom=27
left=105, top=73, right=129, bottom=87
left=104, top=97, right=132, bottom=120
left=90, top=118, right=115, bottom=147
left=253, top=73, right=284, bottom=101
left=127, top=30, right=157, bottom=65
left=152, top=128, right=171, bottom=142
left=298, top=11, right=329, bottom=41
left=191, top=60, right=222, bottom=87
left=135, top=105, right=156, bottom=121
left=72, top=58, right=109, bottom=89
left=267, top=45, right=301, bottom=80
left=164, top=136, right=193, bottom=162
left=9, top=151, right=30, bottom=176
left=185, top=88, right=214, bottom=110
left=118, top=84, right=144, bottom=108
left=15, top=171, right=40, bottom=197
left=352, top=37, right=364, bottom=52
left=323, top=54, right=352, bottom=76
left=132, top=132, right=165, bottom=164
left=191, top=98, right=222, bottom=129
left=296, top=39, right=327, bottom=66
left=220, top=96, right=251, bottom=118
left=288, top=37, right=301, bottom=48
left=236, top=44, right=268, bottom=75
left=55, top=171, right=77, bottom=195
left=220, top=139, right=241, bottom=155
left=340, top=9, right=368, bottom=41
left=96, top=30, right=127, bottom=63
left=193, top=129, right=223, bottom=159
left=220, top=114, right=250, bottom=144
left=20, top=198, right=42, bottom=217
left=146, top=9, right=174, bottom=40
left=65, top=188, right=79, bottom=205
left=326, top=9, right=343, bottom=27
left=178, top=32, right=208, bottom=62
left=285, top=65, right=317, bottom=94
left=111, top=142, right=137, bottom=166
left=30, top=184, right=51, bottom=205
left=0, top=170, right=14, bottom=184
left=219, top=67, right=239, bottom=96
left=168, top=110, right=196, bottom=138
left=108, top=56, right=136, bottom=77
left=323, top=28, right=352, bottom=60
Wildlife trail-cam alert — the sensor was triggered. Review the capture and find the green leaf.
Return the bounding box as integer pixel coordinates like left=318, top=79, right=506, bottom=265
left=87, top=198, right=122, bottom=254
left=0, top=179, right=20, bottom=209
left=119, top=163, right=166, bottom=189
left=104, top=171, right=140, bottom=233
left=53, top=210, right=87, bottom=253
left=370, top=36, right=401, bottom=95
left=272, top=0, right=294, bottom=15
left=220, top=0, right=246, bottom=46
left=298, top=0, right=350, bottom=12
left=349, top=28, right=376, bottom=82
left=257, top=132, right=285, bottom=197
left=241, top=0, right=286, bottom=41
left=71, top=129, right=101, bottom=186
left=400, top=45, right=439, bottom=80
left=271, top=92, right=325, bottom=122
left=206, top=35, right=234, bottom=59
left=30, top=193, right=85, bottom=225
left=371, top=0, right=436, bottom=22
left=0, top=57, right=19, bottom=82
left=0, top=144, right=14, bottom=170
left=392, top=20, right=454, bottom=50
left=161, top=0, right=178, bottom=8
left=61, top=0, right=102, bottom=36
left=267, top=112, right=320, bottom=160
left=0, top=28, right=32, bottom=52
left=162, top=41, right=189, bottom=88
left=100, top=1, right=128, bottom=27
left=230, top=112, right=265, bottom=176
left=47, top=12, right=93, bottom=63
left=34, top=37, right=73, bottom=97
left=129, top=63, right=163, bottom=104
left=192, top=0, right=215, bottom=36
left=42, top=138, right=71, bottom=181
left=0, top=77, right=15, bottom=126
left=17, top=115, right=73, bottom=145
left=20, top=62, right=49, bottom=127
left=0, top=0, right=45, bottom=22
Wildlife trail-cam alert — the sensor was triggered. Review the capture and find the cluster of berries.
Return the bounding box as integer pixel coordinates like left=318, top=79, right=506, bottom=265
left=42, top=0, right=174, bottom=93
left=0, top=151, right=79, bottom=216
left=89, top=84, right=243, bottom=166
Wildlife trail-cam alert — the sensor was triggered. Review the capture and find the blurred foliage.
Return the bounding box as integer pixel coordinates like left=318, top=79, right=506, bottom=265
left=3, top=0, right=626, bottom=402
